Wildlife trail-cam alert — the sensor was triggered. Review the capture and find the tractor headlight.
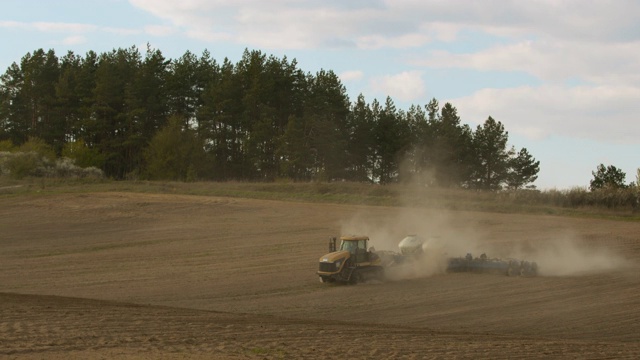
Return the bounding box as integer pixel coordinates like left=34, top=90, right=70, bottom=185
left=335, top=260, right=342, bottom=269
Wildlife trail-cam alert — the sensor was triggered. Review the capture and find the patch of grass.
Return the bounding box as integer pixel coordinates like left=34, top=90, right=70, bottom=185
left=2, top=177, right=638, bottom=221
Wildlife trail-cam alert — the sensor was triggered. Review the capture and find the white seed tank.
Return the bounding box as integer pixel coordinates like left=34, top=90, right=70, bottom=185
left=398, top=235, right=426, bottom=255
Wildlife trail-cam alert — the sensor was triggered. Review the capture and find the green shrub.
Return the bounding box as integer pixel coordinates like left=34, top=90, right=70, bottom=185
left=18, top=137, right=55, bottom=161
left=0, top=140, right=15, bottom=152
left=2, top=151, right=45, bottom=179
left=0, top=151, right=103, bottom=180
left=62, top=140, right=105, bottom=168
left=52, top=157, right=104, bottom=179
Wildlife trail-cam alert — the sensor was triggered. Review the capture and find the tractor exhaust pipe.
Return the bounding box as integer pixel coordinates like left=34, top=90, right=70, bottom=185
left=329, top=237, right=337, bottom=252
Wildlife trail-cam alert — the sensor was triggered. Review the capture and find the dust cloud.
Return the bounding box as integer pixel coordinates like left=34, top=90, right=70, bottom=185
left=517, top=235, right=633, bottom=276
left=339, top=202, right=631, bottom=281
left=337, top=167, right=632, bottom=280
left=339, top=206, right=483, bottom=281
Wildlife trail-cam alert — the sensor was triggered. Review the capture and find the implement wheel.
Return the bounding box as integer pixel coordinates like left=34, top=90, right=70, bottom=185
left=506, top=262, right=516, bottom=277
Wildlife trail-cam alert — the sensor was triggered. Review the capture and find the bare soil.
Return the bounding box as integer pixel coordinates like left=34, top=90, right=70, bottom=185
left=1, top=192, right=639, bottom=359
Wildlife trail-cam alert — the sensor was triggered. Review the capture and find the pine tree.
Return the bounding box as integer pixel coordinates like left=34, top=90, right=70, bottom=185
left=472, top=116, right=511, bottom=190
left=507, top=147, right=540, bottom=189
left=590, top=164, right=627, bottom=191
left=345, top=94, right=375, bottom=182
left=91, top=46, right=141, bottom=178
left=425, top=102, right=473, bottom=186
left=303, top=69, right=350, bottom=181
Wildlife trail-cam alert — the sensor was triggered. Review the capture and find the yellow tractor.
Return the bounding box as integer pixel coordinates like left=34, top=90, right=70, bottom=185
left=317, top=235, right=384, bottom=284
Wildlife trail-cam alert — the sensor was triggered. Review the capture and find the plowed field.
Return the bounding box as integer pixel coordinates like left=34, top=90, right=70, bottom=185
left=1, top=192, right=639, bottom=359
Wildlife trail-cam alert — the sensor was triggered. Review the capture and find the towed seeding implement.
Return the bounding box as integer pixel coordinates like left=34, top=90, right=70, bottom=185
left=447, top=252, right=538, bottom=277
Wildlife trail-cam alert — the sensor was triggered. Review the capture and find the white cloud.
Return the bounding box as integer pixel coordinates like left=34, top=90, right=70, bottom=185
left=127, top=0, right=439, bottom=50
left=357, top=33, right=431, bottom=50
left=0, top=20, right=97, bottom=33
left=103, top=27, right=141, bottom=36
left=415, top=40, right=640, bottom=87
left=32, top=22, right=97, bottom=33
left=0, top=20, right=143, bottom=39
left=61, top=35, right=87, bottom=46
left=0, top=20, right=24, bottom=28
left=425, top=22, right=459, bottom=42
left=451, top=84, right=640, bottom=144
left=144, top=25, right=176, bottom=37
left=370, top=71, right=426, bottom=102
left=185, top=29, right=232, bottom=43
left=383, top=0, right=640, bottom=43
left=339, top=70, right=364, bottom=82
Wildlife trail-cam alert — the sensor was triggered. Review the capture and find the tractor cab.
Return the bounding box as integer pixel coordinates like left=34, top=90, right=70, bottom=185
left=337, top=235, right=371, bottom=263
left=327, top=235, right=372, bottom=262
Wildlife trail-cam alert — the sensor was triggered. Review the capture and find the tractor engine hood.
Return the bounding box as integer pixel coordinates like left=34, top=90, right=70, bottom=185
left=319, top=250, right=350, bottom=263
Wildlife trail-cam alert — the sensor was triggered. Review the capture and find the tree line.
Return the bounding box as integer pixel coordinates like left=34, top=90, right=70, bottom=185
left=0, top=46, right=540, bottom=189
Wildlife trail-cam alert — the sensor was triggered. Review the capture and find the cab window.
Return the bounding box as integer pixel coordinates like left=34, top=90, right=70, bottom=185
left=340, top=241, right=357, bottom=254
left=357, top=240, right=366, bottom=251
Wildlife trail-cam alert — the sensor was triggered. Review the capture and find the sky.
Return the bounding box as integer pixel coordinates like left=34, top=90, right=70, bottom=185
left=1, top=0, right=639, bottom=189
